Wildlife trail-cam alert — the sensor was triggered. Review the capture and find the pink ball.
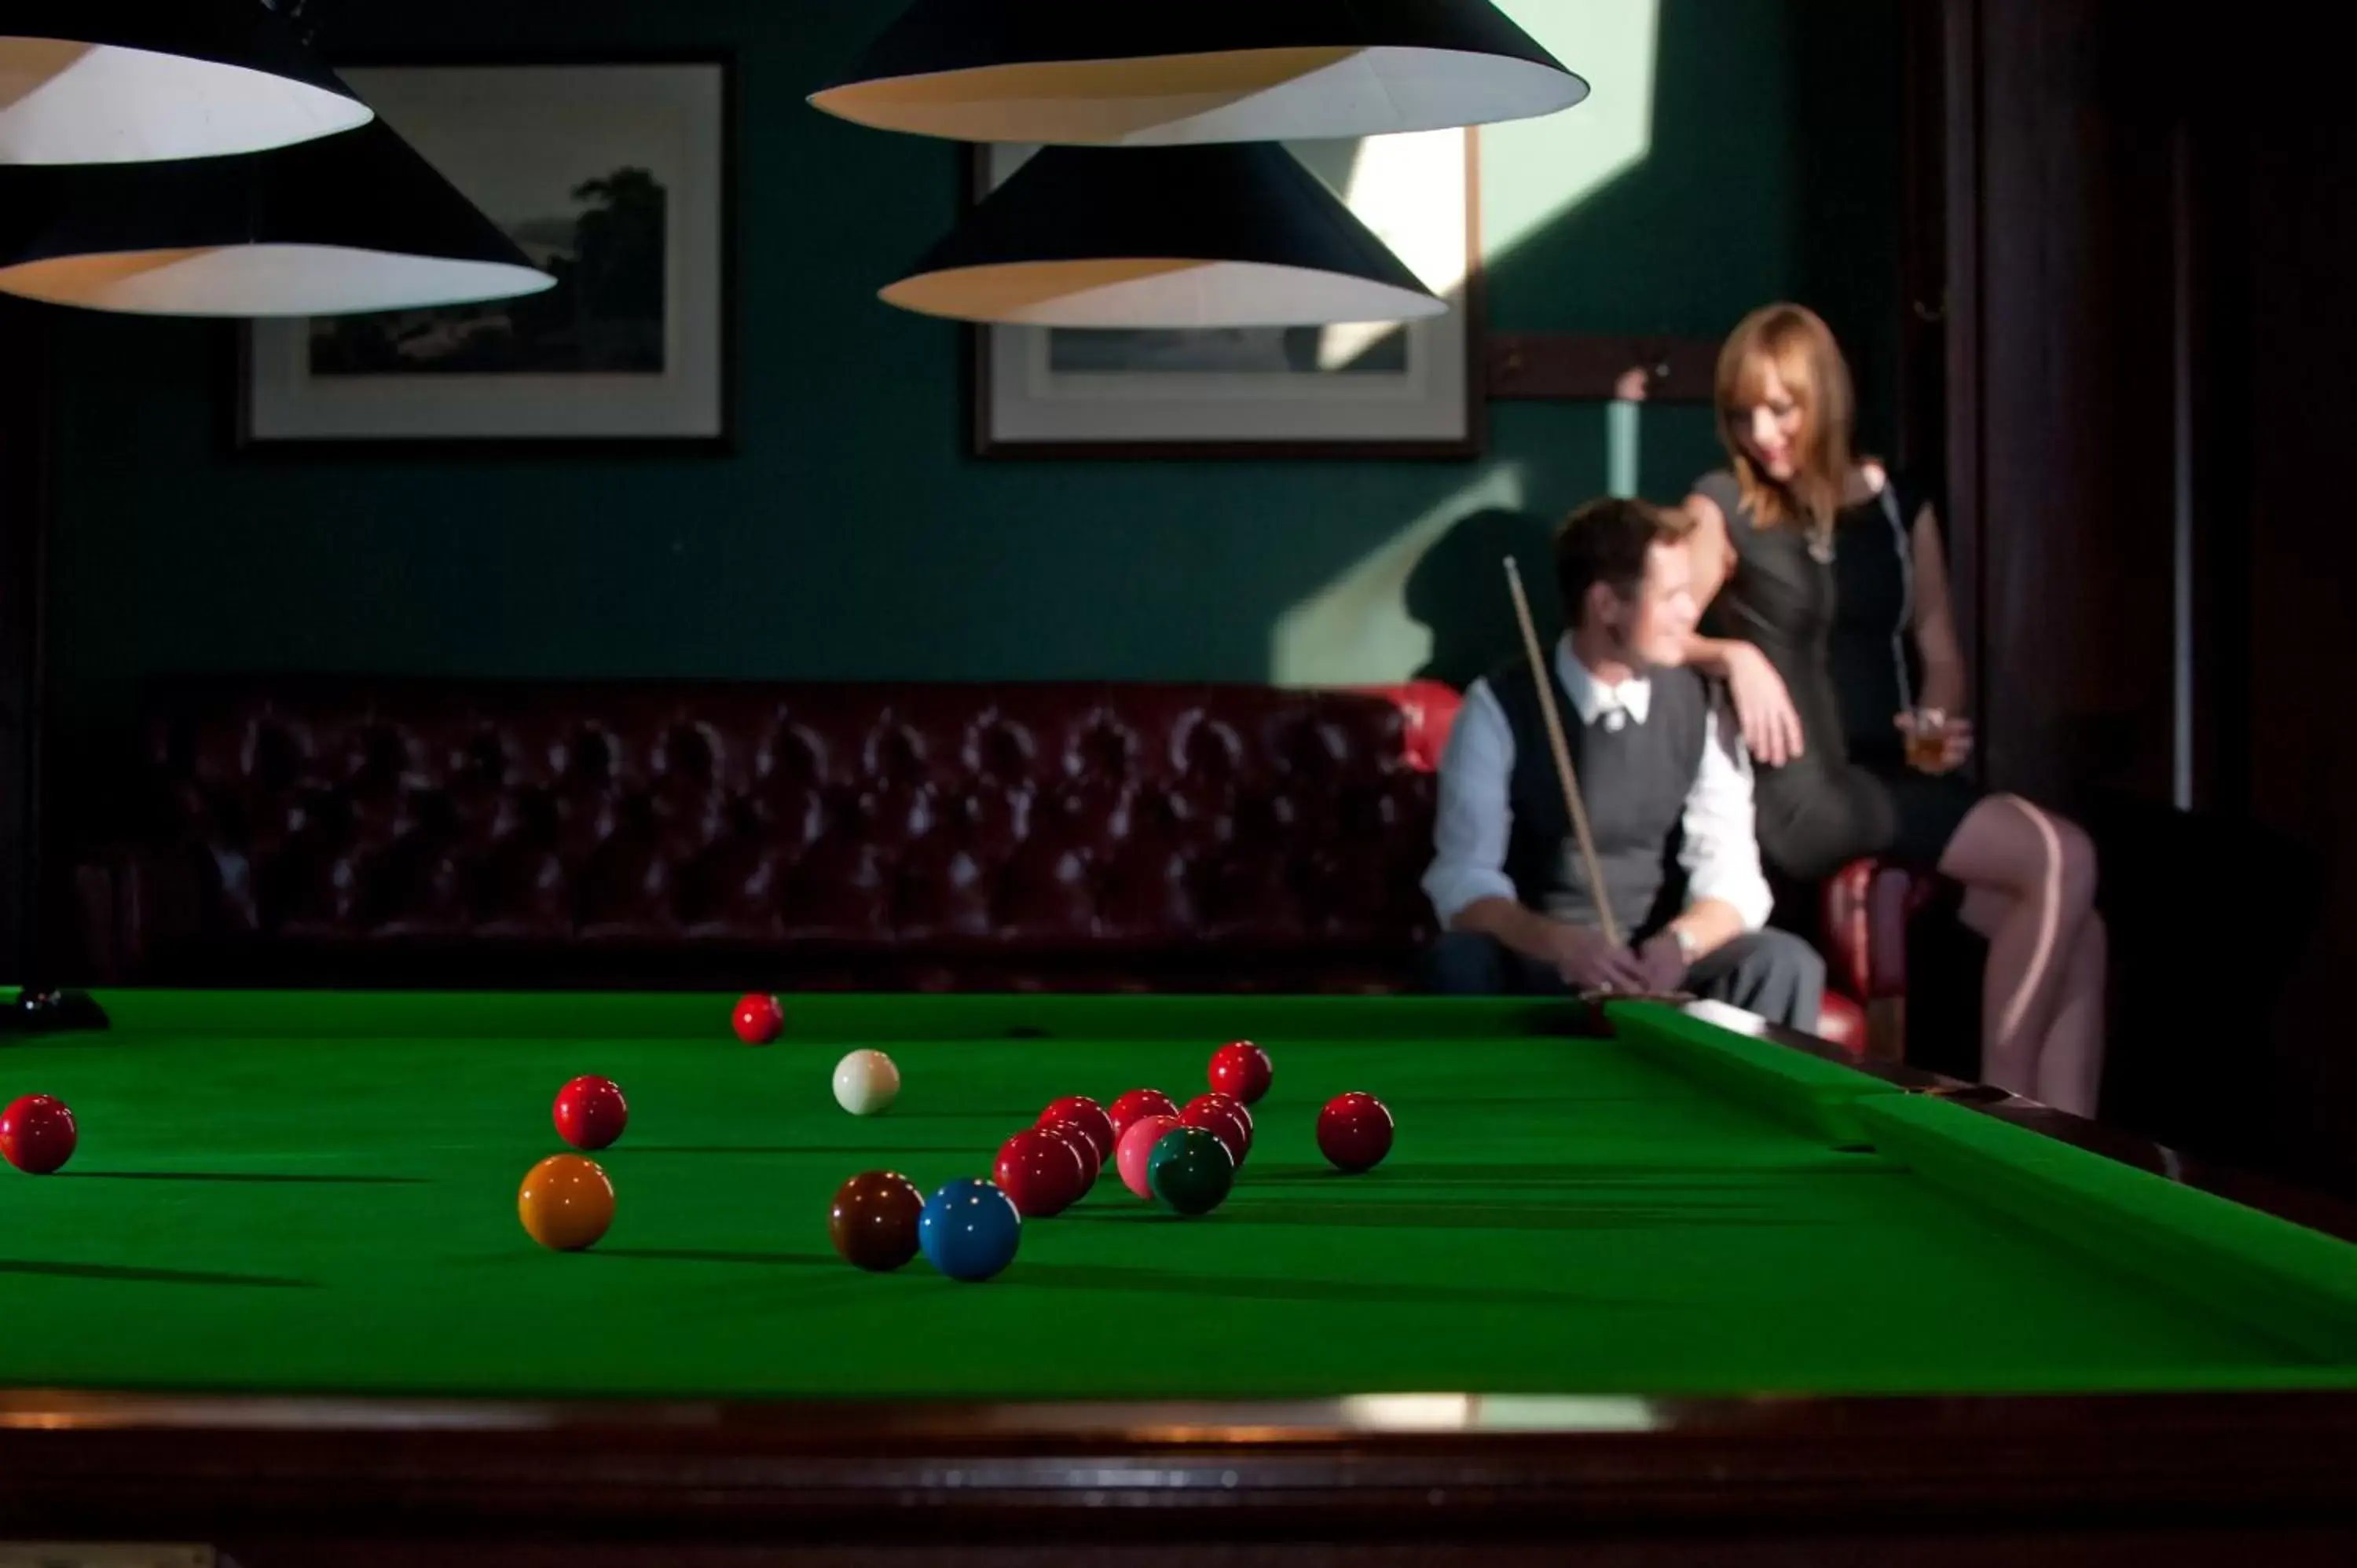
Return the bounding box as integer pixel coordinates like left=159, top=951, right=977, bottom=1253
left=1116, top=1113, right=1186, bottom=1200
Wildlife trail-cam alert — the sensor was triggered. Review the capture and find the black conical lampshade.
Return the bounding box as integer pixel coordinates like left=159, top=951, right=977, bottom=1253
left=0, top=119, right=552, bottom=317
left=811, top=0, right=1586, bottom=145
left=1, top=0, right=369, bottom=164
left=883, top=142, right=1446, bottom=328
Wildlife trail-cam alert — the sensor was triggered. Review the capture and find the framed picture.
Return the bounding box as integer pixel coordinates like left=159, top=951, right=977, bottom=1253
left=239, top=56, right=733, bottom=454
left=970, top=130, right=1484, bottom=460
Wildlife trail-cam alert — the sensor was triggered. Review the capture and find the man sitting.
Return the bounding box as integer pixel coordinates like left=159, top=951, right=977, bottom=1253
left=1420, top=496, right=1824, bottom=1029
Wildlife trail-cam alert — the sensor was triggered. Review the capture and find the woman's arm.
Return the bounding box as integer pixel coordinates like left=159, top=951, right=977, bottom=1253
left=1677, top=491, right=1741, bottom=674
left=1909, top=504, right=1968, bottom=713
left=1681, top=489, right=1805, bottom=766
left=1901, top=498, right=1976, bottom=773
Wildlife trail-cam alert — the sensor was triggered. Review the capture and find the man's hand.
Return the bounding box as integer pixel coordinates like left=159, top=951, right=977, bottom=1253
left=1546, top=924, right=1650, bottom=992
left=1632, top=931, right=1690, bottom=993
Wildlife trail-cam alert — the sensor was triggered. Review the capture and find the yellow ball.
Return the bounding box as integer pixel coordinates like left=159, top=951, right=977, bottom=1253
left=518, top=1153, right=615, bottom=1251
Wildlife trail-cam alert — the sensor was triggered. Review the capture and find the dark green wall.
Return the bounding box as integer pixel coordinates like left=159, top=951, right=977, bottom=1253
left=43, top=1, right=1901, bottom=742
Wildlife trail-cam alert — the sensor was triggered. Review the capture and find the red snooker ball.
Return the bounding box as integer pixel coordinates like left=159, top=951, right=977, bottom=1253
left=0, top=1094, right=78, bottom=1175
left=1036, top=1096, right=1116, bottom=1167
left=1108, top=1088, right=1179, bottom=1146
left=732, top=993, right=783, bottom=1045
left=1189, top=1090, right=1252, bottom=1149
left=1317, top=1093, right=1394, bottom=1174
left=553, top=1075, right=629, bottom=1151
left=1039, top=1119, right=1102, bottom=1189
left=995, top=1129, right=1087, bottom=1218
left=1208, top=1041, right=1273, bottom=1105
left=1180, top=1094, right=1252, bottom=1169
left=1193, top=1090, right=1252, bottom=1136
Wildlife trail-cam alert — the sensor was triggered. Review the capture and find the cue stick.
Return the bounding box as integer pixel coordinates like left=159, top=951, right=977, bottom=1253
left=1505, top=555, right=1623, bottom=951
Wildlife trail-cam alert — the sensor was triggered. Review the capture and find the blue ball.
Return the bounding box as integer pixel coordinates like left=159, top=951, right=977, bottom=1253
left=918, top=1178, right=1022, bottom=1282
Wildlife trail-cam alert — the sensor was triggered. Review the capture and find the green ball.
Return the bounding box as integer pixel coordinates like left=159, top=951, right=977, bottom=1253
left=1147, top=1127, right=1234, bottom=1216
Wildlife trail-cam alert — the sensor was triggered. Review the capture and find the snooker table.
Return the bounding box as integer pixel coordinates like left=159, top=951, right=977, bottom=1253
left=4, top=988, right=2357, bottom=1566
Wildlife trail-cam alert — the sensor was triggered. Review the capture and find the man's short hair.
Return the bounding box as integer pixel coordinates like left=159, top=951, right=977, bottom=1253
left=1554, top=496, right=1695, bottom=627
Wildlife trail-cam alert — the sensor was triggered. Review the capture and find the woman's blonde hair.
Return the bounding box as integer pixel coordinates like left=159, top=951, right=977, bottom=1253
left=1715, top=303, right=1856, bottom=534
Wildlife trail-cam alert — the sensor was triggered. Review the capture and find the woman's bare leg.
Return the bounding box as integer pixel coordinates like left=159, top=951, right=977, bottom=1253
left=2033, top=913, right=2108, bottom=1116
left=1940, top=798, right=2100, bottom=1101
left=1957, top=889, right=2109, bottom=1116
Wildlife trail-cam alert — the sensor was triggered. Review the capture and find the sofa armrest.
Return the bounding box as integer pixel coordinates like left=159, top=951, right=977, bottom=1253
left=1820, top=858, right=1945, bottom=1061
left=1353, top=680, right=1465, bottom=773
left=71, top=852, right=130, bottom=984
left=72, top=844, right=176, bottom=985
left=1816, top=991, right=1868, bottom=1053
left=1820, top=858, right=1943, bottom=1001
left=70, top=844, right=208, bottom=985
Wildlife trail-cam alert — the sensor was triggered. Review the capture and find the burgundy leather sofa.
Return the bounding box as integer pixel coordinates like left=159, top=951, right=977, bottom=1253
left=66, top=675, right=1879, bottom=1046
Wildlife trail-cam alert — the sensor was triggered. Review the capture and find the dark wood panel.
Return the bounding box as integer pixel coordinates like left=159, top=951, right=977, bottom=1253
left=1965, top=0, right=2183, bottom=810
left=176, top=1534, right=2357, bottom=1568
left=1897, top=0, right=1951, bottom=485
left=3, top=1387, right=2355, bottom=1566
left=1939, top=0, right=1985, bottom=727
left=0, top=299, right=53, bottom=984
left=1937, top=0, right=2357, bottom=1194
left=2228, top=23, right=2357, bottom=1200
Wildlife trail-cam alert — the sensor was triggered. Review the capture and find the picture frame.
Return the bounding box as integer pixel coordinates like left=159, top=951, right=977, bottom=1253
left=237, top=53, right=735, bottom=456
left=968, top=130, right=1486, bottom=461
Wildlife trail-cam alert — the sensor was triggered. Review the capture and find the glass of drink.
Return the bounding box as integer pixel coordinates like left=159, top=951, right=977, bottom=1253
left=1903, top=708, right=1949, bottom=771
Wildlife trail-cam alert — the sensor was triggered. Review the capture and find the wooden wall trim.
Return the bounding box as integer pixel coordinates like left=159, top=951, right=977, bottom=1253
left=1484, top=333, right=1721, bottom=403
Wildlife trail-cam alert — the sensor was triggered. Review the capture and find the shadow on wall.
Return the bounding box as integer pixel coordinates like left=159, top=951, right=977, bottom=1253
left=1404, top=507, right=1564, bottom=692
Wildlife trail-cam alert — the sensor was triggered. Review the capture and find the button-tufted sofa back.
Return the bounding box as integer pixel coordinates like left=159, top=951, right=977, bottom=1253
left=76, top=678, right=1464, bottom=992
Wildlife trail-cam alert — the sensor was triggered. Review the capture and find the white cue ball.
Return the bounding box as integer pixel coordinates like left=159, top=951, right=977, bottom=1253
left=832, top=1050, right=900, bottom=1117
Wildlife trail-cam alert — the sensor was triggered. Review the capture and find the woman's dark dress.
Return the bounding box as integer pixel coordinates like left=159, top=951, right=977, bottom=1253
left=1693, top=468, right=1981, bottom=882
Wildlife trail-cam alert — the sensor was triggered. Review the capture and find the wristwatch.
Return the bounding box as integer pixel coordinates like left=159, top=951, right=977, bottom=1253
left=1671, top=925, right=1699, bottom=963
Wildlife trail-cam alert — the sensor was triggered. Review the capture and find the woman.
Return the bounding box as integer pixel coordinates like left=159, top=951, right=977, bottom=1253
left=1680, top=303, right=2106, bottom=1116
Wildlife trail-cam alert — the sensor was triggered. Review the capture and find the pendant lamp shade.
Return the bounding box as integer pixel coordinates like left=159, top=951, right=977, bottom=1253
left=811, top=0, right=1586, bottom=145
left=883, top=142, right=1446, bottom=329
left=0, top=120, right=553, bottom=317
left=1, top=1, right=370, bottom=165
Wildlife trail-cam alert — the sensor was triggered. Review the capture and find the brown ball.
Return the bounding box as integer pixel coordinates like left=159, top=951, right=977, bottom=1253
left=828, top=1170, right=925, bottom=1273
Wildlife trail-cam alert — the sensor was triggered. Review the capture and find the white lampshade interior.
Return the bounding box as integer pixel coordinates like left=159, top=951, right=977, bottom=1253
left=882, top=257, right=1446, bottom=328
left=812, top=44, right=1585, bottom=145
left=0, top=37, right=369, bottom=164
left=0, top=244, right=555, bottom=317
